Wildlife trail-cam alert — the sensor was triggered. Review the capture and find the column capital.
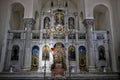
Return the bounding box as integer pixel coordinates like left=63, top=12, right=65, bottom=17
left=24, top=18, right=36, bottom=28
left=82, top=19, right=94, bottom=27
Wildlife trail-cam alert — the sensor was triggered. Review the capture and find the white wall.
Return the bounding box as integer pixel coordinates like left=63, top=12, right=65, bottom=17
left=0, top=0, right=11, bottom=72
left=116, top=0, right=120, bottom=57
left=33, top=0, right=40, bottom=19
left=110, top=0, right=120, bottom=71
left=68, top=0, right=77, bottom=12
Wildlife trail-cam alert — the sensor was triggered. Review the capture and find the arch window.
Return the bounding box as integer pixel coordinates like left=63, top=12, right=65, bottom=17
left=93, top=5, right=110, bottom=31
left=10, top=3, right=24, bottom=30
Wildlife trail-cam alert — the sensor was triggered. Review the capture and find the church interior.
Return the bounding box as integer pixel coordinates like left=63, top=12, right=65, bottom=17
left=0, top=0, right=120, bottom=80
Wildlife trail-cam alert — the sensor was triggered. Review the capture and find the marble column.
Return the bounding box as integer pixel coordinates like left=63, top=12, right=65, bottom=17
left=83, top=19, right=96, bottom=72
left=23, top=18, right=35, bottom=71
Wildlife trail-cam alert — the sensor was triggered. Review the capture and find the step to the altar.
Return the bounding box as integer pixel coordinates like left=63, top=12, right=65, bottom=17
left=0, top=72, right=119, bottom=80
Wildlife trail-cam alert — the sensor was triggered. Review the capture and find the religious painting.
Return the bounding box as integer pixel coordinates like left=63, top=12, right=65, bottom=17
left=51, top=42, right=67, bottom=76
left=42, top=45, right=50, bottom=61
left=68, top=45, right=76, bottom=61
left=54, top=11, right=64, bottom=26
left=11, top=45, right=19, bottom=61
left=52, top=42, right=66, bottom=63
left=68, top=17, right=75, bottom=29
left=98, top=46, right=106, bottom=60
left=44, top=17, right=50, bottom=29
left=79, top=46, right=87, bottom=71
left=31, top=46, right=39, bottom=71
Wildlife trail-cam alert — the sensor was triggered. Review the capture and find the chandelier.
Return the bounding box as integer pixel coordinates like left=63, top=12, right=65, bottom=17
left=45, top=24, right=73, bottom=37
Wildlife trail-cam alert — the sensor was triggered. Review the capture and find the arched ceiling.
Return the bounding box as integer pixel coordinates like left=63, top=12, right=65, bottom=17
left=94, top=5, right=108, bottom=14
left=12, top=3, right=24, bottom=11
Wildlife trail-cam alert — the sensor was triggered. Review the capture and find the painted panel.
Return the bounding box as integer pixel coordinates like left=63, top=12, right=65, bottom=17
left=98, top=46, right=106, bottom=60
left=31, top=46, right=39, bottom=71
left=68, top=45, right=76, bottom=61
left=42, top=45, right=50, bottom=61
left=44, top=17, right=50, bottom=29
left=79, top=46, right=87, bottom=71
left=68, top=17, right=74, bottom=29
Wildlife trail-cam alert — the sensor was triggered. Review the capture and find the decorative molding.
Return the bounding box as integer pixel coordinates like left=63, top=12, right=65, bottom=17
left=82, top=19, right=94, bottom=27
